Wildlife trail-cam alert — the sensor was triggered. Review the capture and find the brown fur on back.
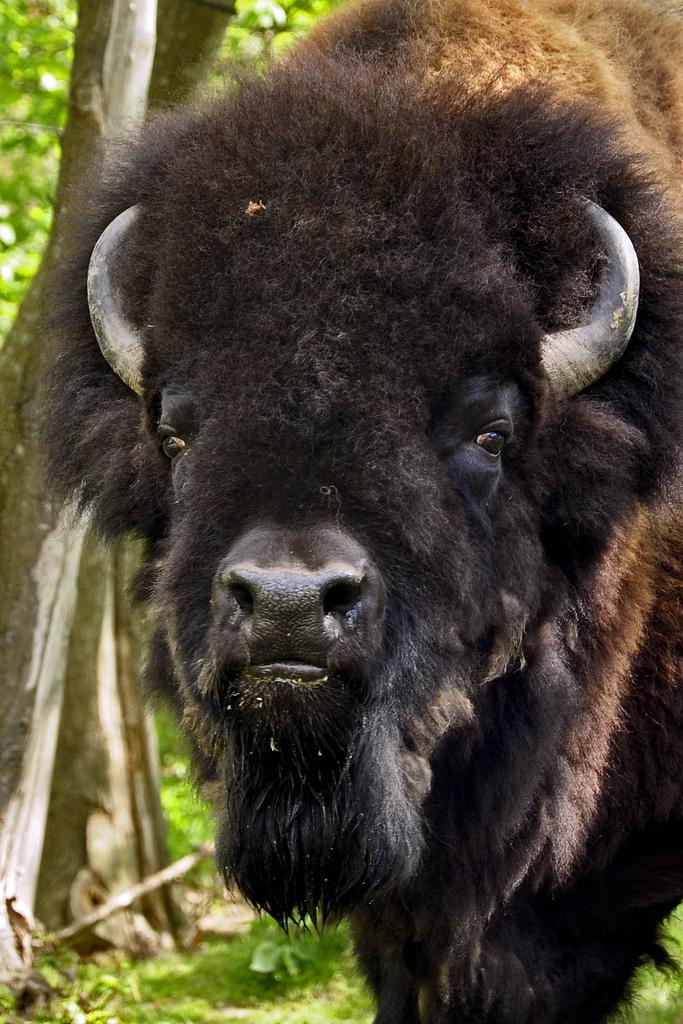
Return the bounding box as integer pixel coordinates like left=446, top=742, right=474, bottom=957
left=311, top=0, right=683, bottom=187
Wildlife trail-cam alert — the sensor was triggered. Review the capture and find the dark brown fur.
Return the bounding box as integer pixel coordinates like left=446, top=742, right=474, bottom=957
left=44, top=2, right=683, bottom=1021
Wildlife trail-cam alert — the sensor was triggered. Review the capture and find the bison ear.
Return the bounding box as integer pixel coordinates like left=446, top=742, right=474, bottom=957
left=540, top=201, right=639, bottom=398
left=87, top=205, right=145, bottom=394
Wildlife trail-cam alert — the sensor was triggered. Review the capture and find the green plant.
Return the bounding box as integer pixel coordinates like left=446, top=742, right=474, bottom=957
left=0, top=0, right=75, bottom=338
left=220, top=0, right=342, bottom=66
left=250, top=935, right=313, bottom=978
left=0, top=983, right=16, bottom=1013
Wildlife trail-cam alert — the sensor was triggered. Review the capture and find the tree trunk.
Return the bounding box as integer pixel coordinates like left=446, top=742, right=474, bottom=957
left=149, top=0, right=234, bottom=107
left=0, top=0, right=159, bottom=997
left=35, top=0, right=234, bottom=944
left=0, top=0, right=235, bottom=994
left=35, top=540, right=177, bottom=952
left=0, top=0, right=234, bottom=998
left=0, top=499, right=84, bottom=997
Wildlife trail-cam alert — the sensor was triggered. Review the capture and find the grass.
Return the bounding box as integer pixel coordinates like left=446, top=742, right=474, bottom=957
left=624, top=913, right=683, bottom=1023
left=21, top=919, right=373, bottom=1024
left=1, top=713, right=681, bottom=1023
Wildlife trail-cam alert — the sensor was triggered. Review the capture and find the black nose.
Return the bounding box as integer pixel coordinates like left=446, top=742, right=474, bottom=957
left=216, top=527, right=385, bottom=671
left=225, top=566, right=365, bottom=621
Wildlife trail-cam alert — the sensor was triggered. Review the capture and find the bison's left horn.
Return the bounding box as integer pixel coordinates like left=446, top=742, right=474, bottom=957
left=541, top=201, right=640, bottom=397
left=87, top=204, right=145, bottom=394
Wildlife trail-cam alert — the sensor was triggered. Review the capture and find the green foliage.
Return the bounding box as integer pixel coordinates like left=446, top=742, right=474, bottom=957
left=0, top=984, right=15, bottom=1014
left=0, top=919, right=373, bottom=1023
left=623, top=915, right=683, bottom=1023
left=0, top=0, right=74, bottom=339
left=250, top=933, right=313, bottom=977
left=2, top=915, right=682, bottom=1023
left=156, top=710, right=216, bottom=885
left=221, top=0, right=341, bottom=65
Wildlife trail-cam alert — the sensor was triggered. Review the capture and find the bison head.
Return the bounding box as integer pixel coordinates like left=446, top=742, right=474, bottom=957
left=48, top=61, right=673, bottom=927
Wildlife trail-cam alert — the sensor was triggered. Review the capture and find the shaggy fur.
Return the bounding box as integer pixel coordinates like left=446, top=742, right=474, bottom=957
left=44, top=1, right=683, bottom=1021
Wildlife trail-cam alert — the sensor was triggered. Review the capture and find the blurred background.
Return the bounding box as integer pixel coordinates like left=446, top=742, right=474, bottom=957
left=0, top=1, right=680, bottom=1021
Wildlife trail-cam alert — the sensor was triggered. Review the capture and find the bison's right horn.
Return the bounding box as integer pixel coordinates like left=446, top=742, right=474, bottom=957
left=541, top=201, right=640, bottom=397
left=87, top=204, right=145, bottom=394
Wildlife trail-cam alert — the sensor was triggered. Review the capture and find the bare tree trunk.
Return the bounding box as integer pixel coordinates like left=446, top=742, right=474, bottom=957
left=34, top=0, right=235, bottom=947
left=0, top=0, right=158, bottom=996
left=0, top=0, right=234, bottom=995
left=104, top=0, right=157, bottom=129
left=149, top=0, right=234, bottom=107
left=0, top=499, right=84, bottom=996
left=35, top=541, right=177, bottom=952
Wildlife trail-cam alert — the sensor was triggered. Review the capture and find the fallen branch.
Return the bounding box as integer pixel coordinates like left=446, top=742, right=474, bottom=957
left=46, top=844, right=215, bottom=945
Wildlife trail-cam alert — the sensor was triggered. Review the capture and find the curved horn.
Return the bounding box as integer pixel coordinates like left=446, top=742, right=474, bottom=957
left=87, top=204, right=145, bottom=394
left=541, top=200, right=640, bottom=397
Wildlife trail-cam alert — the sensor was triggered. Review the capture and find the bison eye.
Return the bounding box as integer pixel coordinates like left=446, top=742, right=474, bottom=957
left=161, top=435, right=186, bottom=459
left=475, top=430, right=507, bottom=456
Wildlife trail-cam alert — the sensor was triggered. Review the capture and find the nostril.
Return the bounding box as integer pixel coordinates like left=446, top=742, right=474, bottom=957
left=323, top=580, right=363, bottom=619
left=228, top=582, right=255, bottom=614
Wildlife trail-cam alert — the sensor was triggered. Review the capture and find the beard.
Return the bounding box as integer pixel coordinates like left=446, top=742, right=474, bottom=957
left=215, top=675, right=426, bottom=924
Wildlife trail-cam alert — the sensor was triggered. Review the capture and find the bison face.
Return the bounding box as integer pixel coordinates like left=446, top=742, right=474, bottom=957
left=143, top=354, right=548, bottom=924
left=53, top=70, right=648, bottom=924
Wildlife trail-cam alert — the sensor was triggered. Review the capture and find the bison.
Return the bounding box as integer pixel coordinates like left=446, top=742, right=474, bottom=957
left=46, top=0, right=683, bottom=1020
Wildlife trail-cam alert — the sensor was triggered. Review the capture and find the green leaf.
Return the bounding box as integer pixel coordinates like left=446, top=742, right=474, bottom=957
left=281, top=946, right=303, bottom=976
left=0, top=222, right=16, bottom=246
left=249, top=940, right=282, bottom=974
